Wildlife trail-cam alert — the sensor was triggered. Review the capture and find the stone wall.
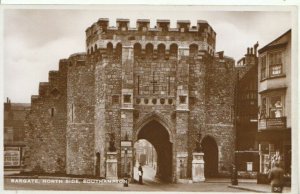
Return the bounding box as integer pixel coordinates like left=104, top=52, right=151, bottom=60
left=187, top=51, right=211, bottom=178
left=66, top=53, right=95, bottom=175
left=24, top=18, right=238, bottom=182
left=205, top=55, right=237, bottom=173
left=25, top=59, right=68, bottom=173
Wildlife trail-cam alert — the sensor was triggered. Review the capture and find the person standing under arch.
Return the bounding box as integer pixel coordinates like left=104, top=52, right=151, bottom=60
left=138, top=163, right=143, bottom=184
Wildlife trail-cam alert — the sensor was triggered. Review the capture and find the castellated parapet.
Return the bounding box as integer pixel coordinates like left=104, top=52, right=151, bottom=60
left=85, top=19, right=216, bottom=57
left=25, top=18, right=236, bottom=183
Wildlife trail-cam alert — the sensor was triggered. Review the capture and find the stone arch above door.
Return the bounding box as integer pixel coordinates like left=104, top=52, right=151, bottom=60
left=134, top=111, right=174, bottom=143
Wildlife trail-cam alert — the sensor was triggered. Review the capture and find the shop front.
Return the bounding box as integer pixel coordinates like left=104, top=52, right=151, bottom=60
left=256, top=128, right=291, bottom=185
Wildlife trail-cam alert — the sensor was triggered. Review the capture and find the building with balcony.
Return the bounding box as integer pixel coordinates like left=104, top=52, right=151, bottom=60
left=257, top=30, right=291, bottom=176
left=4, top=98, right=31, bottom=173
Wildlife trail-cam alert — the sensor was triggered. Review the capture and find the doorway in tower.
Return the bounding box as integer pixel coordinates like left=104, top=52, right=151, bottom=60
left=134, top=119, right=173, bottom=183
left=134, top=139, right=157, bottom=183
left=201, top=136, right=218, bottom=178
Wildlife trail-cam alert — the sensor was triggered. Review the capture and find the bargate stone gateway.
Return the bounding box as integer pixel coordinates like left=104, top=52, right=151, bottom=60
left=25, top=19, right=236, bottom=183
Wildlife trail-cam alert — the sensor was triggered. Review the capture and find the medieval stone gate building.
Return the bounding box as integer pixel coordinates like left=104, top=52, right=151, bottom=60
left=25, top=18, right=236, bottom=183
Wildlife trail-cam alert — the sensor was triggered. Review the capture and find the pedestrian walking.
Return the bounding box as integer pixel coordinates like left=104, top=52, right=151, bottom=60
left=268, top=162, right=284, bottom=193
left=138, top=163, right=143, bottom=184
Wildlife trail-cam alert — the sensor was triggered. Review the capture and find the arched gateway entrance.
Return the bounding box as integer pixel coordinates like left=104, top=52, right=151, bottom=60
left=201, top=136, right=218, bottom=177
left=135, top=120, right=173, bottom=182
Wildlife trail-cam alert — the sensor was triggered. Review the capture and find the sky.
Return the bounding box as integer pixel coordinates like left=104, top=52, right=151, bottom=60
left=2, top=5, right=293, bottom=103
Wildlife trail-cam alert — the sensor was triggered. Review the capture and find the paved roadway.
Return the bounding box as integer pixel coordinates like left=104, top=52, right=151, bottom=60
left=4, top=165, right=247, bottom=192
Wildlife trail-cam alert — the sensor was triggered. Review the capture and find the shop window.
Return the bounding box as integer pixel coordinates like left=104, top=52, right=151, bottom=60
left=261, top=55, right=266, bottom=80
left=260, top=94, right=285, bottom=119
left=269, top=96, right=283, bottom=118
left=123, top=95, right=131, bottom=103
left=4, top=149, right=20, bottom=166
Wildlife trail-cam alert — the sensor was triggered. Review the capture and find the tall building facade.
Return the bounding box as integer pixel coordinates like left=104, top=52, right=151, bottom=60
left=257, top=30, right=291, bottom=175
left=4, top=98, right=31, bottom=171
left=236, top=43, right=259, bottom=175
left=25, top=18, right=237, bottom=183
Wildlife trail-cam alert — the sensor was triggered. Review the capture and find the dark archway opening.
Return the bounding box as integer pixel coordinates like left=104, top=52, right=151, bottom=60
left=201, top=136, right=218, bottom=178
left=136, top=120, right=173, bottom=183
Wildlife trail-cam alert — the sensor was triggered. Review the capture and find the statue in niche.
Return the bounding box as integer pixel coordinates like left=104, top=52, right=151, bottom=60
left=194, top=133, right=203, bottom=153
left=108, top=132, right=117, bottom=152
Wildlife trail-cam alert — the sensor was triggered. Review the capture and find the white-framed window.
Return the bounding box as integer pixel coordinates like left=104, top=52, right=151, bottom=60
left=260, top=50, right=285, bottom=80
left=269, top=51, right=283, bottom=77
left=269, top=96, right=283, bottom=118
left=260, top=93, right=285, bottom=119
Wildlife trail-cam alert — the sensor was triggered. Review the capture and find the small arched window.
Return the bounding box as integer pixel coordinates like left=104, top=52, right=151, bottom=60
left=145, top=43, right=153, bottom=58
left=170, top=44, right=178, bottom=58
left=157, top=44, right=166, bottom=59
left=115, top=43, right=122, bottom=59
left=134, top=43, right=142, bottom=58
left=107, top=42, right=113, bottom=55
left=189, top=44, right=198, bottom=57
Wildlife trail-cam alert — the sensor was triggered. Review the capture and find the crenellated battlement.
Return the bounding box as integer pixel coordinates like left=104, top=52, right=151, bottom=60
left=85, top=19, right=216, bottom=56
left=26, top=17, right=237, bottom=180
